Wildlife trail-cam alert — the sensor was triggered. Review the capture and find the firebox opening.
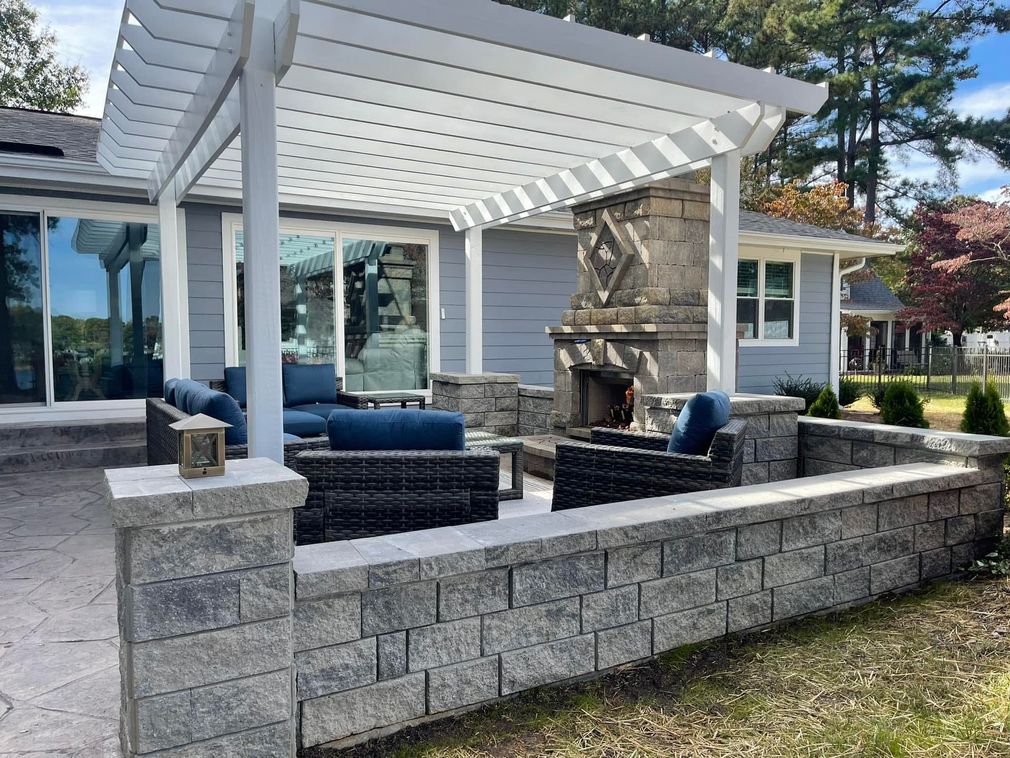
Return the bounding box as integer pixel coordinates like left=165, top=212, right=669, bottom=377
left=580, top=370, right=635, bottom=428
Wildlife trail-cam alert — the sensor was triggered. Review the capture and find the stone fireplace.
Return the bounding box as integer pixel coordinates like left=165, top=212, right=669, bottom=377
left=548, top=178, right=710, bottom=431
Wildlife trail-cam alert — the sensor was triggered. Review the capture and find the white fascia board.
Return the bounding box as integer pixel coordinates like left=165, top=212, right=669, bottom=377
left=146, top=0, right=255, bottom=201
left=319, top=0, right=828, bottom=115
left=451, top=103, right=765, bottom=231
left=739, top=230, right=902, bottom=257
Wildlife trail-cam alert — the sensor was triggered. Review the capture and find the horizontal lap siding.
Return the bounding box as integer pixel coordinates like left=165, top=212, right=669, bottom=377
left=184, top=205, right=227, bottom=382
left=737, top=253, right=832, bottom=394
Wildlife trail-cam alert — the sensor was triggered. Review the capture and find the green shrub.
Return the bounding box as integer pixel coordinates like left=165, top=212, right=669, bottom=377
left=869, top=384, right=887, bottom=411
left=808, top=385, right=842, bottom=419
left=773, top=373, right=823, bottom=412
left=960, top=380, right=1010, bottom=436
left=880, top=381, right=929, bottom=428
left=838, top=378, right=862, bottom=407
left=967, top=538, right=1010, bottom=577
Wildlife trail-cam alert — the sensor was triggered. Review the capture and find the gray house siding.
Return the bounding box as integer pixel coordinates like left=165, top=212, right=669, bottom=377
left=737, top=252, right=833, bottom=394
left=180, top=203, right=576, bottom=385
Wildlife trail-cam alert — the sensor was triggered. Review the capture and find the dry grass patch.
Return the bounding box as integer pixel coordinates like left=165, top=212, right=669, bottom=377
left=312, top=579, right=1010, bottom=758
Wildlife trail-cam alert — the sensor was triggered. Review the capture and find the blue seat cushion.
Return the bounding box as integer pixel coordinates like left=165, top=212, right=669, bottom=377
left=327, top=408, right=465, bottom=451
left=173, top=379, right=208, bottom=414
left=283, top=409, right=327, bottom=438
left=283, top=433, right=302, bottom=443
left=668, top=391, right=731, bottom=455
left=283, top=363, right=337, bottom=407
left=164, top=378, right=180, bottom=406
left=288, top=402, right=347, bottom=421
left=224, top=366, right=247, bottom=408
left=188, top=387, right=248, bottom=446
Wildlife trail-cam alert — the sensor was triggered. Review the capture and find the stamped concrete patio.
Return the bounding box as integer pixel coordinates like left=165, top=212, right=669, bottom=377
left=0, top=469, right=122, bottom=758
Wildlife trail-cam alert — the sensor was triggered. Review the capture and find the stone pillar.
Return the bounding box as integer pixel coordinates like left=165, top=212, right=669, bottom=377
left=105, top=458, right=307, bottom=757
left=430, top=372, right=519, bottom=435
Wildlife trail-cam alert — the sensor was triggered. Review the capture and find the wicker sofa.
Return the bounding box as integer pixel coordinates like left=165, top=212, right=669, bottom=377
left=551, top=419, right=748, bottom=511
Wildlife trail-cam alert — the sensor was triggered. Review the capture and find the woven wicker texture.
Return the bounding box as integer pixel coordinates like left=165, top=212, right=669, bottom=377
left=551, top=419, right=748, bottom=510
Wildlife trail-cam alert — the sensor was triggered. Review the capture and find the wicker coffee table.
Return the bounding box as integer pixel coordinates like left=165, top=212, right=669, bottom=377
left=464, top=430, right=524, bottom=501
left=353, top=392, right=427, bottom=410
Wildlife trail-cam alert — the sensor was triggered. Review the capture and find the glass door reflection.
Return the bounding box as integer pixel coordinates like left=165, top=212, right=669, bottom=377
left=0, top=212, right=45, bottom=404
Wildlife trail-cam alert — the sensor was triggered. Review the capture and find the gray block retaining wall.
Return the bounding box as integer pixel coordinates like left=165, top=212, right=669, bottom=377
left=517, top=385, right=553, bottom=436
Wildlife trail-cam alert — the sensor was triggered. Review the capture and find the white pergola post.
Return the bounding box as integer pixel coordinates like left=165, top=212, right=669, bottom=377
left=240, top=25, right=284, bottom=463
left=829, top=254, right=841, bottom=394
left=158, top=188, right=189, bottom=380
left=707, top=150, right=741, bottom=393
left=465, top=226, right=484, bottom=374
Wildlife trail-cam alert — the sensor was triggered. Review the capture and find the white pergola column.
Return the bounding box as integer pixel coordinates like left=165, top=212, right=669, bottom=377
left=829, top=254, right=841, bottom=394
left=465, top=226, right=483, bottom=374
left=158, top=188, right=190, bottom=380
left=240, top=28, right=284, bottom=463
left=707, top=150, right=741, bottom=393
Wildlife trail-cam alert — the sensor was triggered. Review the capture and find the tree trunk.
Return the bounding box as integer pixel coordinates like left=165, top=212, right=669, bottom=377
left=836, top=47, right=846, bottom=185
left=864, top=44, right=881, bottom=226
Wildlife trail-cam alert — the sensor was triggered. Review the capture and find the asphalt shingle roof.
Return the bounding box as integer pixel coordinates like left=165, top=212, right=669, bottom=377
left=843, top=270, right=904, bottom=312
left=0, top=107, right=100, bottom=161
left=739, top=209, right=889, bottom=245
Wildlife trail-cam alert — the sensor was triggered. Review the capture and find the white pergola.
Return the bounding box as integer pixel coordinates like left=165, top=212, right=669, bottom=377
left=97, top=0, right=827, bottom=462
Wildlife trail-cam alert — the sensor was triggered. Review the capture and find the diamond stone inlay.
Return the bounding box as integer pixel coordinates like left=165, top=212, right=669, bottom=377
left=590, top=229, right=621, bottom=289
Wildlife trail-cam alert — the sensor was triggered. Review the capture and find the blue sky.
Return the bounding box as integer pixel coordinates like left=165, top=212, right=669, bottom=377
left=36, top=0, right=1010, bottom=203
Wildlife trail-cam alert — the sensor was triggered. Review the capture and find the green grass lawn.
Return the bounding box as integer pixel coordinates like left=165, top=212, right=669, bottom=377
left=312, top=579, right=1010, bottom=758
left=844, top=393, right=967, bottom=432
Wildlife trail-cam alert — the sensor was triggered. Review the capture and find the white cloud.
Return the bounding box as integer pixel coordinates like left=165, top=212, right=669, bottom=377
left=952, top=81, right=1010, bottom=120
left=34, top=1, right=122, bottom=117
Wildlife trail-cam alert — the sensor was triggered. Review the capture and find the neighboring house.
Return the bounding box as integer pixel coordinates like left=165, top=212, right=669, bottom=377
left=0, top=107, right=898, bottom=424
left=840, top=267, right=925, bottom=371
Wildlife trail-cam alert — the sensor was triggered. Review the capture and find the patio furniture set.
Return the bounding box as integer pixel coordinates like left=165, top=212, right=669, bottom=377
left=147, top=365, right=747, bottom=543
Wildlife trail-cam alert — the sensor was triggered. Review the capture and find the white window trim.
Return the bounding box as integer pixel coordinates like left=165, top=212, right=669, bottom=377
left=737, top=248, right=801, bottom=348
left=221, top=213, right=441, bottom=390
left=0, top=195, right=182, bottom=419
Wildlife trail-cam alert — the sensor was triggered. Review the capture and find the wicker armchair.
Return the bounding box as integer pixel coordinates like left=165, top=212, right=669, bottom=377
left=146, top=398, right=330, bottom=468
left=551, top=419, right=748, bottom=511
left=291, top=447, right=501, bottom=544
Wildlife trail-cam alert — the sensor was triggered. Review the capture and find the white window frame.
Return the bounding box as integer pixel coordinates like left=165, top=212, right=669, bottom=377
left=0, top=195, right=185, bottom=421
left=737, top=248, right=801, bottom=347
left=222, top=214, right=441, bottom=392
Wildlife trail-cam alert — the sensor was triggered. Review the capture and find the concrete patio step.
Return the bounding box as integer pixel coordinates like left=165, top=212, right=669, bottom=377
left=0, top=438, right=146, bottom=474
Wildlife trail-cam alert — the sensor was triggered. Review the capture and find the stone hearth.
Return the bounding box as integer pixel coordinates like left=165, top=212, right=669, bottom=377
left=549, top=179, right=710, bottom=431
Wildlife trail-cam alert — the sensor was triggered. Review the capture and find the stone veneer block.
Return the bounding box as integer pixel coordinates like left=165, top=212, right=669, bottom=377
left=361, top=581, right=436, bottom=637
left=426, top=657, right=500, bottom=713
left=773, top=576, right=835, bottom=619
left=407, top=618, right=481, bottom=671
left=296, top=638, right=376, bottom=700
left=482, top=598, right=581, bottom=654
left=639, top=569, right=716, bottom=617
left=596, top=620, right=652, bottom=669
left=653, top=602, right=727, bottom=652
left=500, top=634, right=596, bottom=695
left=763, top=546, right=824, bottom=587
left=300, top=673, right=427, bottom=747
left=377, top=632, right=407, bottom=681
left=662, top=531, right=735, bottom=574
left=581, top=585, right=639, bottom=632
left=437, top=569, right=509, bottom=621
left=511, top=552, right=605, bottom=606
left=727, top=590, right=772, bottom=632
left=293, top=541, right=369, bottom=600
left=294, top=594, right=360, bottom=652
left=606, top=543, right=662, bottom=587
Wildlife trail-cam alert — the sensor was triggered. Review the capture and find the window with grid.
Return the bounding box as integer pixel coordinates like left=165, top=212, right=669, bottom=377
left=736, top=258, right=796, bottom=342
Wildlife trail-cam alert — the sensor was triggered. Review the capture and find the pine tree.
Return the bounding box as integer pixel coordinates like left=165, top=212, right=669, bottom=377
left=808, top=385, right=842, bottom=419
left=880, top=381, right=929, bottom=428
left=960, top=380, right=1010, bottom=436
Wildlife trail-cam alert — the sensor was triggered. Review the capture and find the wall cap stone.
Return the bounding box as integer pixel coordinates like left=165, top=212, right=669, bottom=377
left=800, top=417, right=1010, bottom=456
left=105, top=458, right=307, bottom=528
left=431, top=372, right=519, bottom=384
left=518, top=385, right=554, bottom=398
left=642, top=393, right=806, bottom=415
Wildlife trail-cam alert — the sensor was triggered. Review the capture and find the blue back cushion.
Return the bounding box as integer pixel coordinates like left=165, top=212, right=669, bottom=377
left=224, top=367, right=247, bottom=408
left=668, top=391, right=731, bottom=455
left=173, top=379, right=207, bottom=414
left=188, top=387, right=248, bottom=445
left=164, top=378, right=180, bottom=406
left=283, top=363, right=337, bottom=407
left=327, top=408, right=465, bottom=451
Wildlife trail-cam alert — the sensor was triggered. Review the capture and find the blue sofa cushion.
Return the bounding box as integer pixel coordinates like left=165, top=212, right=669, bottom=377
left=283, top=409, right=327, bottom=438
left=173, top=379, right=207, bottom=414
left=164, top=378, right=180, bottom=406
left=224, top=366, right=247, bottom=408
left=188, top=387, right=248, bottom=446
left=668, top=391, right=731, bottom=455
left=327, top=408, right=465, bottom=451
left=283, top=433, right=302, bottom=443
left=283, top=363, right=337, bottom=407
left=288, top=402, right=346, bottom=421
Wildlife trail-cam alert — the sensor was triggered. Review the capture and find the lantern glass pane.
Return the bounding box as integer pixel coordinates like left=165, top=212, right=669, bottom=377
left=189, top=431, right=219, bottom=468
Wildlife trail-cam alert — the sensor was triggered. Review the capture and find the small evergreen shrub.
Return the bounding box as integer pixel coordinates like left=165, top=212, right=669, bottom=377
left=773, top=373, right=823, bottom=412
left=967, top=539, right=1010, bottom=577
left=880, top=381, right=929, bottom=428
left=808, top=386, right=842, bottom=419
left=838, top=378, right=862, bottom=407
left=960, top=380, right=1010, bottom=436
left=869, top=384, right=887, bottom=411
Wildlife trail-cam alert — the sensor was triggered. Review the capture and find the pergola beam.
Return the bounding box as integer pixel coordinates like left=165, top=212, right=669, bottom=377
left=450, top=103, right=766, bottom=231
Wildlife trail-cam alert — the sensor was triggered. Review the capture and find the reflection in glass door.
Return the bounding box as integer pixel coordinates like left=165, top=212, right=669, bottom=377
left=341, top=239, right=428, bottom=392
left=0, top=212, right=45, bottom=404
left=235, top=231, right=336, bottom=366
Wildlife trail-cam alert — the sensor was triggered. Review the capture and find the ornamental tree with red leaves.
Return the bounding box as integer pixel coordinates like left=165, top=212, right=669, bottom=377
left=899, top=192, right=1010, bottom=344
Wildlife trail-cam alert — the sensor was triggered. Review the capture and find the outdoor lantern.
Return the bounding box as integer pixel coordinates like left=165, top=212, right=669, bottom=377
left=169, top=414, right=231, bottom=478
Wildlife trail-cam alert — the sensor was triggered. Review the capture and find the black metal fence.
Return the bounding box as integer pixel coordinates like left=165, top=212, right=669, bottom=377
left=840, top=345, right=1010, bottom=398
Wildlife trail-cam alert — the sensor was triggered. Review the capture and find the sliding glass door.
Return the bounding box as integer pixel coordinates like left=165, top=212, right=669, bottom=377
left=0, top=212, right=45, bottom=405
left=227, top=220, right=437, bottom=392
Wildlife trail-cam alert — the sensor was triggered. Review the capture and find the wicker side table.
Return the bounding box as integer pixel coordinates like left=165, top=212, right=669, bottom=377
left=464, top=430, right=524, bottom=501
